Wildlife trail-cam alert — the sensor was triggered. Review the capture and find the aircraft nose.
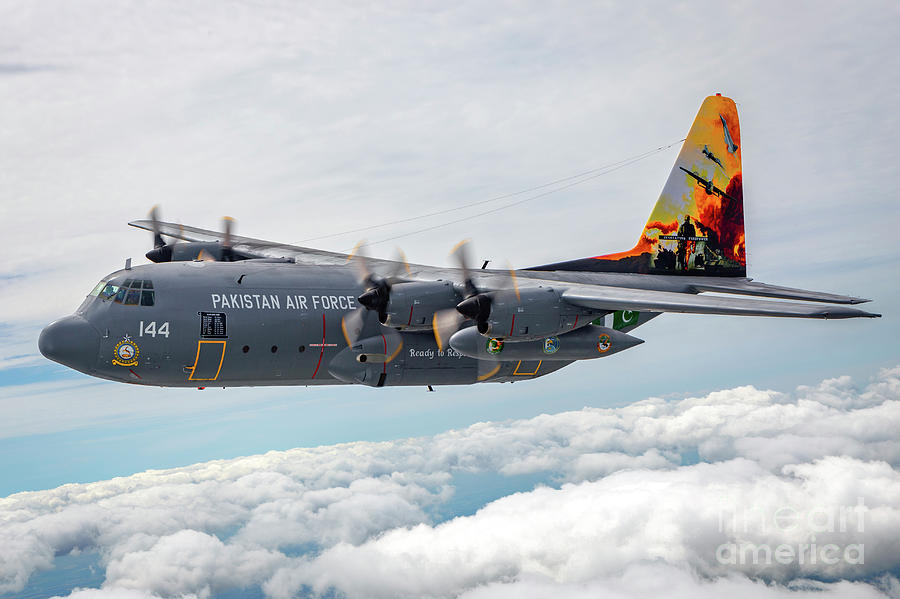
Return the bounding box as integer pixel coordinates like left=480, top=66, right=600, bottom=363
left=38, top=316, right=100, bottom=373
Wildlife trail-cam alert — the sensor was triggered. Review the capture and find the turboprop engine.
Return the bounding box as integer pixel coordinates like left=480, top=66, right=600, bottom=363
left=378, top=281, right=461, bottom=331
left=448, top=324, right=643, bottom=361
left=455, top=287, right=602, bottom=341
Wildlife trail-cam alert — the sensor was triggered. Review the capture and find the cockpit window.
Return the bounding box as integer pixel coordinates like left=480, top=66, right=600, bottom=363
left=100, top=284, right=119, bottom=300
left=97, top=279, right=155, bottom=305
left=89, top=281, right=107, bottom=297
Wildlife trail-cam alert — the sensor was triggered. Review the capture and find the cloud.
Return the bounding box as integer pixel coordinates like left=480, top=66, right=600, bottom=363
left=456, top=564, right=895, bottom=599
left=264, top=456, right=900, bottom=598
left=104, top=530, right=285, bottom=599
left=0, top=366, right=897, bottom=598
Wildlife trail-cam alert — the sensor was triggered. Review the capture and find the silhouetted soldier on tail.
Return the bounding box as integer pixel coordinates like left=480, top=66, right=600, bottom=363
left=677, top=215, right=696, bottom=270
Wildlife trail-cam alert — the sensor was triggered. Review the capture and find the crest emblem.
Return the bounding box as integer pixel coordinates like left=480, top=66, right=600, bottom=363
left=486, top=338, right=504, bottom=355
left=597, top=334, right=611, bottom=354
left=113, top=338, right=140, bottom=366
left=542, top=337, right=560, bottom=355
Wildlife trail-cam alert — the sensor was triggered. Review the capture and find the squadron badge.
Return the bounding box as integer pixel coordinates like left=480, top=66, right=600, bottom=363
left=486, top=338, right=504, bottom=355
left=542, top=337, right=560, bottom=355
left=596, top=334, right=611, bottom=354
left=113, top=337, right=140, bottom=367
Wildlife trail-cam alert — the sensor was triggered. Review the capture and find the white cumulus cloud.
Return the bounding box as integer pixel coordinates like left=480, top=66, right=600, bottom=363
left=0, top=366, right=897, bottom=598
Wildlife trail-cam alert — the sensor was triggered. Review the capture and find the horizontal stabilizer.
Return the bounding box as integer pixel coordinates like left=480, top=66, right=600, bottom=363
left=562, top=286, right=880, bottom=319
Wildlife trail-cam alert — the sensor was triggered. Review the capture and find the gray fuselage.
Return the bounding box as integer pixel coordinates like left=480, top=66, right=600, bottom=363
left=40, top=261, right=578, bottom=388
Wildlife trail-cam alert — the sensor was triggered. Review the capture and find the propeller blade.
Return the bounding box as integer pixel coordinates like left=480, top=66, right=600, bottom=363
left=348, top=240, right=374, bottom=285
left=196, top=249, right=216, bottom=262
left=506, top=261, right=520, bottom=302
left=149, top=205, right=166, bottom=249
left=223, top=216, right=234, bottom=248
left=433, top=308, right=464, bottom=351
left=383, top=328, right=404, bottom=363
left=388, top=247, right=412, bottom=281
left=450, top=239, right=478, bottom=297
left=222, top=216, right=235, bottom=260
left=341, top=307, right=367, bottom=346
left=476, top=360, right=502, bottom=382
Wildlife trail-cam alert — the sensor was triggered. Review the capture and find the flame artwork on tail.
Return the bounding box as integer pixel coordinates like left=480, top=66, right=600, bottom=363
left=533, top=94, right=746, bottom=277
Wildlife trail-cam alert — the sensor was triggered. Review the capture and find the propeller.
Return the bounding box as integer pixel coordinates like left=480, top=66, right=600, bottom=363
left=144, top=208, right=239, bottom=263
left=341, top=241, right=411, bottom=346
left=145, top=206, right=174, bottom=262
left=433, top=241, right=520, bottom=350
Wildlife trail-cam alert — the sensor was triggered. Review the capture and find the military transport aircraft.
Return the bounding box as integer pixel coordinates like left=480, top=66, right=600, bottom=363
left=39, top=95, right=880, bottom=388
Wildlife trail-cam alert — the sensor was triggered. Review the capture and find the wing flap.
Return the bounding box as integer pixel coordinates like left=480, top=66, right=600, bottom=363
left=562, top=286, right=880, bottom=319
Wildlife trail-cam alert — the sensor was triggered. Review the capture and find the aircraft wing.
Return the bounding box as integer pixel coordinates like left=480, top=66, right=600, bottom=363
left=127, top=220, right=879, bottom=320
left=561, top=286, right=881, bottom=319
left=128, top=219, right=352, bottom=265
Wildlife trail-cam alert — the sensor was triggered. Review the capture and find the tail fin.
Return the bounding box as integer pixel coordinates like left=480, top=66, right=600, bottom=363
left=531, top=94, right=746, bottom=277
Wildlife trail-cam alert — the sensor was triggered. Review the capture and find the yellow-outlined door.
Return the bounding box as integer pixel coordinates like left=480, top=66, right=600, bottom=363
left=513, top=360, right=542, bottom=376
left=187, top=340, right=226, bottom=381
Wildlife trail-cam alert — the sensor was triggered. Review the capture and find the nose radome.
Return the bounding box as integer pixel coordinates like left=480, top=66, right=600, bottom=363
left=38, top=316, right=100, bottom=374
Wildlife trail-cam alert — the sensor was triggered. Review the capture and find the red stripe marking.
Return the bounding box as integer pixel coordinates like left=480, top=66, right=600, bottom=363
left=407, top=305, right=414, bottom=326
left=508, top=314, right=516, bottom=337
left=129, top=368, right=141, bottom=379
left=311, top=313, right=326, bottom=379
left=381, top=334, right=387, bottom=374
left=573, top=315, right=579, bottom=329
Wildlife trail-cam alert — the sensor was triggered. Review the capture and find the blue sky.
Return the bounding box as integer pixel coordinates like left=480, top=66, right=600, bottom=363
left=1, top=1, right=899, bottom=597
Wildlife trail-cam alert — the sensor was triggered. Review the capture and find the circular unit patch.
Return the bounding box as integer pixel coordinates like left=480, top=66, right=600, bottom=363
left=542, top=337, right=560, bottom=355
left=486, top=338, right=505, bottom=355
left=597, top=334, right=612, bottom=353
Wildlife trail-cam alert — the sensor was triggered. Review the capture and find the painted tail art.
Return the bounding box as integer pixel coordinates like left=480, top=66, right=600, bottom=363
left=532, top=94, right=746, bottom=277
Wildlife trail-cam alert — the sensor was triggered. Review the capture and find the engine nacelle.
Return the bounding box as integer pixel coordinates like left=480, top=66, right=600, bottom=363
left=382, top=281, right=460, bottom=331
left=478, top=287, right=600, bottom=341
left=448, top=324, right=643, bottom=361
left=146, top=242, right=253, bottom=263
